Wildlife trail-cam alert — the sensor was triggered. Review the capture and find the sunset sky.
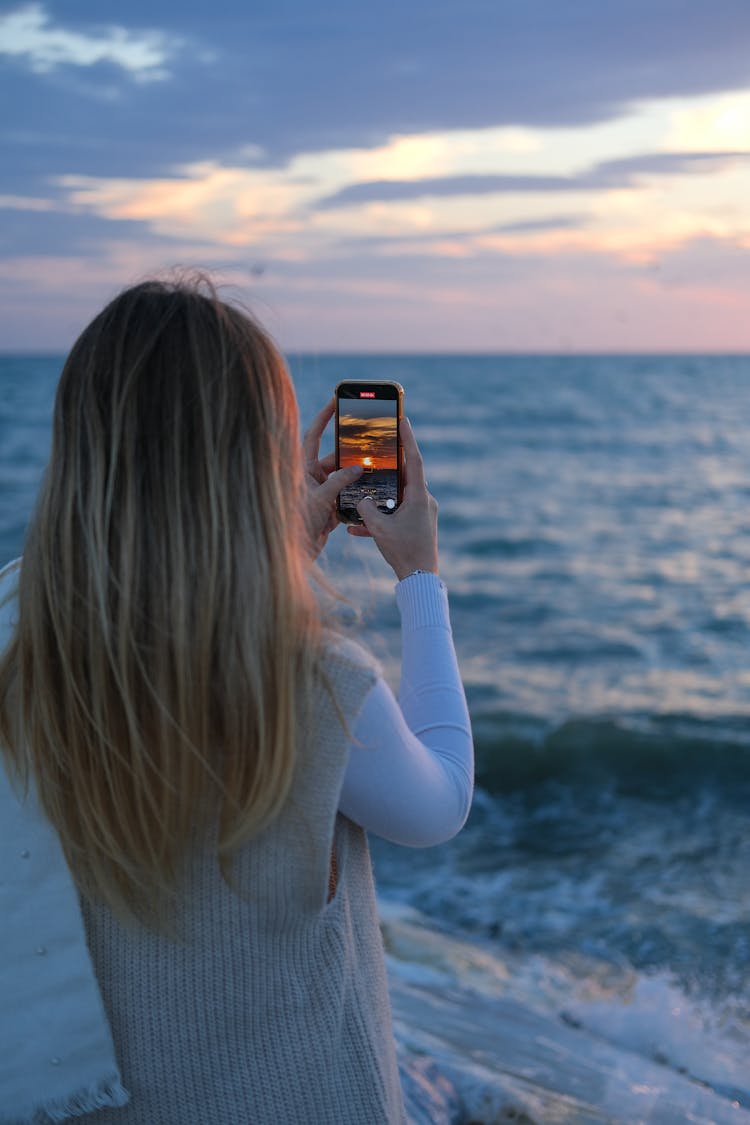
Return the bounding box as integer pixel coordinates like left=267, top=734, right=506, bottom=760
left=1, top=2, right=750, bottom=351
left=338, top=407, right=398, bottom=470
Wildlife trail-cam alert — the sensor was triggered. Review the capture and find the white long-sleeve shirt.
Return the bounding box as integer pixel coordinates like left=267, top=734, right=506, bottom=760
left=339, top=571, right=474, bottom=846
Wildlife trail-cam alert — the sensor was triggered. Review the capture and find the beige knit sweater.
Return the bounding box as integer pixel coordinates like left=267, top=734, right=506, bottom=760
left=78, top=638, right=406, bottom=1124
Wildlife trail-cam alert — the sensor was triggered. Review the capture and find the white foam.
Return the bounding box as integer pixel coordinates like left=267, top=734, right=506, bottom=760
left=381, top=899, right=750, bottom=1124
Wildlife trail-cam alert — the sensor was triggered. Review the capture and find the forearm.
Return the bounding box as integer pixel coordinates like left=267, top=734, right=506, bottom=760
left=338, top=573, right=474, bottom=846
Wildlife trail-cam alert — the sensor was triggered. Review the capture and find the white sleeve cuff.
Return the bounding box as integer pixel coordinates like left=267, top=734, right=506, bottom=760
left=395, top=571, right=449, bottom=630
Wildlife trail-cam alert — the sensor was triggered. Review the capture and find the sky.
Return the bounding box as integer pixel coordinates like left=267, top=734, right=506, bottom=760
left=1, top=1, right=750, bottom=352
left=339, top=402, right=398, bottom=470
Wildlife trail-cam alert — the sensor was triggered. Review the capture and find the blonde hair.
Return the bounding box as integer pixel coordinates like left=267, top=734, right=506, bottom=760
left=0, top=276, right=322, bottom=923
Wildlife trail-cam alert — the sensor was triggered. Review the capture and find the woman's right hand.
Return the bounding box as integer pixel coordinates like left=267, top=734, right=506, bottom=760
left=347, top=417, right=439, bottom=580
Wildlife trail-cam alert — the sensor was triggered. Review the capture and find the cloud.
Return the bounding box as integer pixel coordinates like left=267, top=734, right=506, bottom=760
left=220, top=1, right=750, bottom=162
left=3, top=2, right=750, bottom=186
left=317, top=174, right=577, bottom=208
left=0, top=193, right=55, bottom=212
left=330, top=214, right=589, bottom=253
left=593, top=150, right=750, bottom=183
left=667, top=91, right=750, bottom=151
left=492, top=215, right=589, bottom=235
left=39, top=137, right=750, bottom=284
left=338, top=413, right=397, bottom=463
left=316, top=151, right=750, bottom=208
left=0, top=4, right=176, bottom=82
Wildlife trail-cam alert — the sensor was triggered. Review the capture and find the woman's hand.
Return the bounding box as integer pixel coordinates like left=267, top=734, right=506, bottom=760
left=302, top=398, right=363, bottom=557
left=347, top=417, right=439, bottom=580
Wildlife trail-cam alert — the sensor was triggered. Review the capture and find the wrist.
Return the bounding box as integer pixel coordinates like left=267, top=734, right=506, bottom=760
left=397, top=565, right=439, bottom=582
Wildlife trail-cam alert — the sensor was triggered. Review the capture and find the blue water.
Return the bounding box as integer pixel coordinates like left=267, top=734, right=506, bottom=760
left=3, top=352, right=750, bottom=1117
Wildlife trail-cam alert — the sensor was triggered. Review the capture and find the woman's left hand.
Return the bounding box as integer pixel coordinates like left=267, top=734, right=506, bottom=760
left=302, top=399, right=362, bottom=556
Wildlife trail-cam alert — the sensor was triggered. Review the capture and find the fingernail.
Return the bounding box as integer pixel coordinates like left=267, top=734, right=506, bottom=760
left=348, top=464, right=363, bottom=476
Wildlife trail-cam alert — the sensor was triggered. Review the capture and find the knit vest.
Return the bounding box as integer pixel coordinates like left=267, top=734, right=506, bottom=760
left=77, top=638, right=407, bottom=1125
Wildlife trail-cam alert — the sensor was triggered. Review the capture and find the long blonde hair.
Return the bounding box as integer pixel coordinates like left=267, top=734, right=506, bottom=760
left=0, top=276, right=322, bottom=923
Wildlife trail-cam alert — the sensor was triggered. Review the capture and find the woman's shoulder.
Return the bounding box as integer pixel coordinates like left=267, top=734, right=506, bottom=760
left=314, top=630, right=382, bottom=730
left=318, top=629, right=382, bottom=694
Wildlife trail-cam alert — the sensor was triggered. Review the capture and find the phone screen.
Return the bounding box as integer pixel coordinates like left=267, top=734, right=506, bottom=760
left=336, top=382, right=403, bottom=523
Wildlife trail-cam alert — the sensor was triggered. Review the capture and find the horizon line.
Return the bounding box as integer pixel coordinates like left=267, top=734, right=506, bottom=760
left=3, top=348, right=750, bottom=360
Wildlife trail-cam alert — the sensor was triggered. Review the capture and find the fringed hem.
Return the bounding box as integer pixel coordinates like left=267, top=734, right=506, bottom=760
left=3, top=1076, right=130, bottom=1124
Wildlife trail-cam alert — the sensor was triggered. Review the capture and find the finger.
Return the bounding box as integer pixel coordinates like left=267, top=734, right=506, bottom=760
left=356, top=495, right=386, bottom=534
left=315, top=463, right=362, bottom=505
left=306, top=463, right=327, bottom=485
left=346, top=525, right=373, bottom=538
left=400, top=417, right=426, bottom=494
left=302, top=399, right=335, bottom=462
left=319, top=451, right=336, bottom=474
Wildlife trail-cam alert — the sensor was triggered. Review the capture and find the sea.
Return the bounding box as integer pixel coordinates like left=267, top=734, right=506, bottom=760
left=3, top=352, right=750, bottom=1124
left=339, top=467, right=399, bottom=514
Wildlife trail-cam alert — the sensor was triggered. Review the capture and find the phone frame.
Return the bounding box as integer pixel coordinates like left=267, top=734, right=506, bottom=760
left=334, top=380, right=404, bottom=525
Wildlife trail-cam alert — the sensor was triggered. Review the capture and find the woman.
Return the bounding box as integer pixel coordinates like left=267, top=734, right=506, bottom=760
left=0, top=277, right=473, bottom=1124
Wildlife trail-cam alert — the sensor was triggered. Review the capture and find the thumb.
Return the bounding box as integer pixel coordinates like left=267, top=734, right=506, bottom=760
left=317, top=463, right=362, bottom=504
left=356, top=495, right=387, bottom=533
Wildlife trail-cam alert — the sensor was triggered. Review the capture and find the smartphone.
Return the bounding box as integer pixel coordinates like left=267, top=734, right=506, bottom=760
left=335, top=381, right=404, bottom=524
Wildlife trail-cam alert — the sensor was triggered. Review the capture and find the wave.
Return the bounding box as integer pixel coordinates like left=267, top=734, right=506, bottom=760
left=472, top=712, right=750, bottom=797
left=384, top=900, right=750, bottom=1125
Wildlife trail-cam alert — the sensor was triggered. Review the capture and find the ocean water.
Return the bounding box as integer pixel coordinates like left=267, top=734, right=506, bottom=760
left=3, top=352, right=750, bottom=1122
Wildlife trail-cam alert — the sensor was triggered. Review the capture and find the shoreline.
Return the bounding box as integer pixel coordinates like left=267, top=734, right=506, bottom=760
left=383, top=901, right=749, bottom=1125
